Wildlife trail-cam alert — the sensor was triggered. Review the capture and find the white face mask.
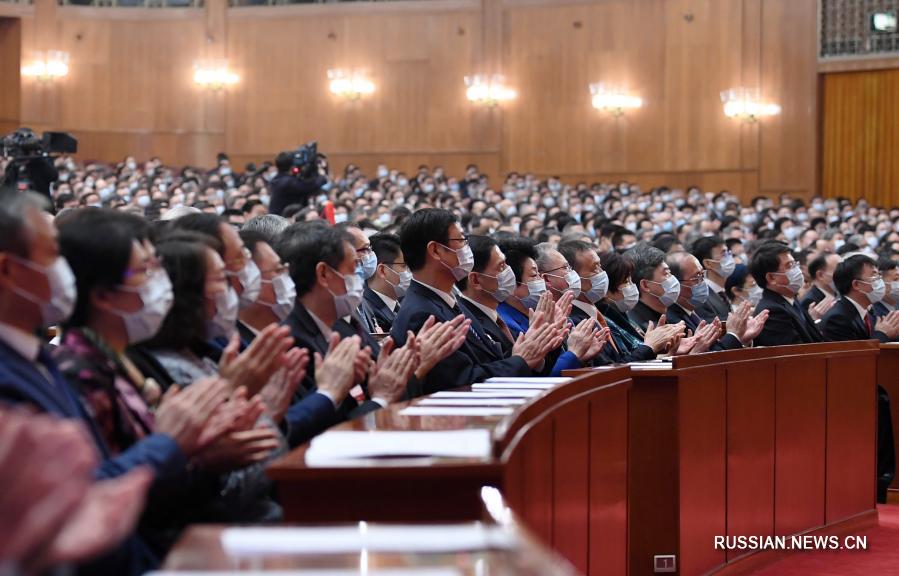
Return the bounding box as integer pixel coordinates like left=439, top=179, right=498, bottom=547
left=861, top=278, right=886, bottom=304
left=773, top=266, right=805, bottom=295
left=480, top=266, right=517, bottom=303
left=207, top=286, right=239, bottom=340
left=717, top=253, right=736, bottom=279
left=260, top=272, right=296, bottom=321
left=327, top=266, right=364, bottom=318
left=386, top=266, right=412, bottom=299
left=649, top=275, right=681, bottom=307
left=891, top=281, right=899, bottom=299
left=438, top=243, right=475, bottom=282
left=10, top=256, right=77, bottom=327
left=583, top=270, right=609, bottom=303
left=616, top=282, right=640, bottom=312
left=748, top=284, right=764, bottom=307
left=229, top=259, right=262, bottom=308
left=521, top=279, right=547, bottom=309
left=112, top=270, right=174, bottom=344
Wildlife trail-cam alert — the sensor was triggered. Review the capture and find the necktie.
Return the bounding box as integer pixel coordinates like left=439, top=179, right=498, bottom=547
left=495, top=315, right=515, bottom=345
left=594, top=312, right=620, bottom=354
left=865, top=313, right=874, bottom=337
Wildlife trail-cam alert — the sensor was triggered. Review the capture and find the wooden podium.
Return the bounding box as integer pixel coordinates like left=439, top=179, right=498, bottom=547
left=267, top=368, right=632, bottom=576
left=568, top=341, right=879, bottom=575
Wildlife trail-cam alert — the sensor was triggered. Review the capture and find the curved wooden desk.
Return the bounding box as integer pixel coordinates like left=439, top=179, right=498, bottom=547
left=569, top=341, right=879, bottom=576
left=877, top=343, right=899, bottom=495
left=267, top=368, right=632, bottom=576
left=159, top=489, right=580, bottom=575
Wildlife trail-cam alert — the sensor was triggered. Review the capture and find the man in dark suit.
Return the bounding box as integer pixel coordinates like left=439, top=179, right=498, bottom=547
left=236, top=230, right=297, bottom=342
left=750, top=241, right=824, bottom=346
left=363, top=233, right=408, bottom=333
left=390, top=209, right=561, bottom=395
left=690, top=236, right=734, bottom=322
left=820, top=254, right=899, bottom=343
left=663, top=251, right=765, bottom=350
left=820, top=253, right=899, bottom=504
left=457, top=235, right=517, bottom=358
left=276, top=223, right=409, bottom=438
left=800, top=252, right=840, bottom=316
left=624, top=243, right=676, bottom=331
left=340, top=224, right=383, bottom=333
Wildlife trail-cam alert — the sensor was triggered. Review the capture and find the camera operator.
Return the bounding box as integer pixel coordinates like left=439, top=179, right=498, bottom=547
left=268, top=150, right=327, bottom=217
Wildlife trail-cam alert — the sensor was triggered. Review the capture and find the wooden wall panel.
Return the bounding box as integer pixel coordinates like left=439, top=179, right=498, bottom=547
left=822, top=69, right=899, bottom=206
left=9, top=0, right=818, bottom=198
left=758, top=0, right=818, bottom=196
left=0, top=18, right=20, bottom=129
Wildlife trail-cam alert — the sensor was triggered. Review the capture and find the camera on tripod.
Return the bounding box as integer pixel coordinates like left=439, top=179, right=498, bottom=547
left=1, top=128, right=77, bottom=161
left=1, top=128, right=78, bottom=193
left=289, top=141, right=319, bottom=180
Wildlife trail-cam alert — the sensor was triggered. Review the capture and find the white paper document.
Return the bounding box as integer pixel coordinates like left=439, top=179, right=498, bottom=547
left=471, top=383, right=555, bottom=391
left=484, top=377, right=572, bottom=384
left=304, top=429, right=491, bottom=465
left=627, top=362, right=673, bottom=370
left=150, top=570, right=461, bottom=576
left=430, top=390, right=542, bottom=399
left=398, top=406, right=515, bottom=417
left=218, top=524, right=517, bottom=557
left=417, top=398, right=527, bottom=407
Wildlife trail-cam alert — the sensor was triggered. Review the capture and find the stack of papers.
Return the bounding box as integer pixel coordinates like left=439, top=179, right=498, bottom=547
left=304, top=429, right=492, bottom=465
left=627, top=362, right=673, bottom=370
left=219, top=523, right=517, bottom=556
left=430, top=390, right=542, bottom=399
left=398, top=406, right=515, bottom=417
left=485, top=377, right=572, bottom=385
left=417, top=398, right=527, bottom=407
left=150, top=570, right=462, bottom=576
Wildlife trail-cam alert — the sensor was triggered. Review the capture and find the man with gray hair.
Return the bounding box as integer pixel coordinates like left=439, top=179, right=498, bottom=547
left=624, top=243, right=676, bottom=331
left=243, top=214, right=290, bottom=244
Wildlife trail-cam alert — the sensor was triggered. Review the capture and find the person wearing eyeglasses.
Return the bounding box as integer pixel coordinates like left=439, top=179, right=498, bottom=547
left=820, top=253, right=899, bottom=505
left=363, top=233, right=409, bottom=333
left=663, top=251, right=767, bottom=350
left=690, top=236, right=735, bottom=322
left=749, top=241, right=824, bottom=347
left=337, top=223, right=382, bottom=334
left=237, top=230, right=296, bottom=343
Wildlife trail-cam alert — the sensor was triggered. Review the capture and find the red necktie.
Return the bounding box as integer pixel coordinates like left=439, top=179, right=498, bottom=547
left=865, top=313, right=874, bottom=337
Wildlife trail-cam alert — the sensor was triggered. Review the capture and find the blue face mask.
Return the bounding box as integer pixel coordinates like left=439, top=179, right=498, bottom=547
left=357, top=250, right=378, bottom=280
left=689, top=280, right=710, bottom=306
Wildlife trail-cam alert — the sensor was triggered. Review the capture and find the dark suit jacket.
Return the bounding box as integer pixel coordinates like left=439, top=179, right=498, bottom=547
left=821, top=297, right=890, bottom=343
left=665, top=303, right=742, bottom=351
left=696, top=289, right=731, bottom=323
left=799, top=284, right=829, bottom=312
left=280, top=303, right=380, bottom=446
left=460, top=297, right=514, bottom=358
left=753, top=289, right=823, bottom=347
left=873, top=301, right=893, bottom=319
left=364, top=287, right=398, bottom=333
left=390, top=281, right=530, bottom=396
left=628, top=300, right=663, bottom=332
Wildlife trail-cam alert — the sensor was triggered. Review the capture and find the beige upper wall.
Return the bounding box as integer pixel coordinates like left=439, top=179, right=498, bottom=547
left=6, top=0, right=818, bottom=199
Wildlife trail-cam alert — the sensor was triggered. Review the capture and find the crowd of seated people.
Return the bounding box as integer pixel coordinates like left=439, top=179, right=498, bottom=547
left=3, top=151, right=899, bottom=574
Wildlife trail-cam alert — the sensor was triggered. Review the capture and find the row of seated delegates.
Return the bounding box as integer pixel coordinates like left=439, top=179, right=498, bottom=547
left=622, top=243, right=768, bottom=349
left=456, top=236, right=607, bottom=375
left=0, top=195, right=452, bottom=574
left=389, top=209, right=568, bottom=396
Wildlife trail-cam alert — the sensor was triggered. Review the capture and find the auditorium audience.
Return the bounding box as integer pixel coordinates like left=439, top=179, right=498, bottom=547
left=8, top=149, right=899, bottom=572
